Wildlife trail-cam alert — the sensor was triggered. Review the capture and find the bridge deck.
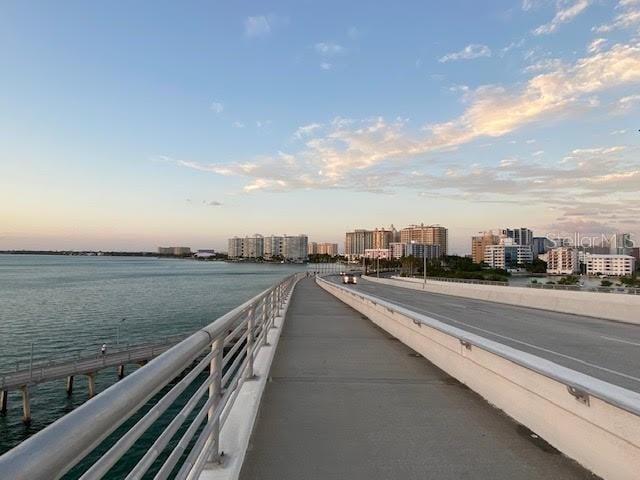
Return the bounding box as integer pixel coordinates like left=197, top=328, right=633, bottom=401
left=239, top=278, right=593, bottom=479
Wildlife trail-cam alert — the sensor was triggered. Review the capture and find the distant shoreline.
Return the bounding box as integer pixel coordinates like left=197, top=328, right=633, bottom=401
left=0, top=250, right=158, bottom=257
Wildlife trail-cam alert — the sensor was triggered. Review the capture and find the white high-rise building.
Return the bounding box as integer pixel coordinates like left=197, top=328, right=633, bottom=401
left=282, top=234, right=308, bottom=262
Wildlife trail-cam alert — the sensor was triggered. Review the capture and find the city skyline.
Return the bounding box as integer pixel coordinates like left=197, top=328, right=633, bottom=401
left=1, top=1, right=639, bottom=254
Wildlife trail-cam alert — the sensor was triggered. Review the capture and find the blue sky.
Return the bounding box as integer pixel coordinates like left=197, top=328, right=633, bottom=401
left=1, top=0, right=639, bottom=253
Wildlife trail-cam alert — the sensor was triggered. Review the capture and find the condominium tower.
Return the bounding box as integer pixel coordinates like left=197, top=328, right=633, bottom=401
left=399, top=224, right=448, bottom=256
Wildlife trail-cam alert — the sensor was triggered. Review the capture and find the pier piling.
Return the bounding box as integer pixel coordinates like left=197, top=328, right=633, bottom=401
left=20, top=386, right=31, bottom=424
left=117, top=365, right=125, bottom=379
left=87, top=373, right=96, bottom=398
left=0, top=389, right=8, bottom=414
left=66, top=376, right=74, bottom=395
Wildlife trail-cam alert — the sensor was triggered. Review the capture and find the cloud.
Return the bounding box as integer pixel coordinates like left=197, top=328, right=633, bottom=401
left=533, top=0, right=591, bottom=35
left=320, top=62, right=332, bottom=70
left=439, top=44, right=492, bottom=62
left=587, top=38, right=607, bottom=53
left=594, top=0, right=640, bottom=32
left=210, top=101, right=224, bottom=114
left=232, top=121, right=245, bottom=128
left=611, top=93, right=640, bottom=113
left=244, top=14, right=287, bottom=38
left=294, top=123, right=322, bottom=139
left=315, top=42, right=345, bottom=56
left=205, top=200, right=223, bottom=206
left=175, top=40, right=640, bottom=210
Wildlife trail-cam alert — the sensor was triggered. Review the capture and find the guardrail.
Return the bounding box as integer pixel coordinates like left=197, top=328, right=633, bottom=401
left=317, top=277, right=640, bottom=480
left=0, top=273, right=304, bottom=480
left=393, top=275, right=508, bottom=286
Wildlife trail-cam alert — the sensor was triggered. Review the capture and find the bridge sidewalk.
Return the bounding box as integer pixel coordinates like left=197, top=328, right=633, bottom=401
left=239, top=278, right=593, bottom=479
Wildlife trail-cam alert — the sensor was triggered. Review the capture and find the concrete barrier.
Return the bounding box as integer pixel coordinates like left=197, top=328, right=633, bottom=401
left=317, top=277, right=640, bottom=480
left=365, top=275, right=640, bottom=325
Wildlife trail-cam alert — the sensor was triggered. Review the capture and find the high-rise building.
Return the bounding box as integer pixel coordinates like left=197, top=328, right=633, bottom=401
left=228, top=234, right=307, bottom=261
left=610, top=233, right=633, bottom=255
left=282, top=234, right=308, bottom=262
left=317, top=243, right=338, bottom=256
left=264, top=235, right=283, bottom=259
left=389, top=242, right=407, bottom=259
left=308, top=242, right=318, bottom=255
left=547, top=247, right=580, bottom=275
left=242, top=235, right=264, bottom=259
left=405, top=242, right=441, bottom=260
left=399, top=224, right=448, bottom=256
left=228, top=237, right=243, bottom=258
left=345, top=229, right=374, bottom=260
left=532, top=237, right=554, bottom=256
left=471, top=231, right=501, bottom=263
left=372, top=227, right=398, bottom=249
left=500, top=228, right=533, bottom=246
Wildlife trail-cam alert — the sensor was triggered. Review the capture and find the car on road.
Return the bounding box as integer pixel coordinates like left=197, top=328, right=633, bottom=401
left=342, top=273, right=357, bottom=284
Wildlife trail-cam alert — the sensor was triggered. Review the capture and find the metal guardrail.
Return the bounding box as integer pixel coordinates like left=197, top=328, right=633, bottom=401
left=395, top=275, right=509, bottom=286
left=317, top=277, right=640, bottom=418
left=0, top=273, right=304, bottom=480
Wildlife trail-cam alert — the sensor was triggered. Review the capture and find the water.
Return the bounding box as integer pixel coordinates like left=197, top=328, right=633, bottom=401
left=0, top=254, right=302, bottom=460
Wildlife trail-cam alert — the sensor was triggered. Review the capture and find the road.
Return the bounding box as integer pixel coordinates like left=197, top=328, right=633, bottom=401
left=329, top=276, right=640, bottom=393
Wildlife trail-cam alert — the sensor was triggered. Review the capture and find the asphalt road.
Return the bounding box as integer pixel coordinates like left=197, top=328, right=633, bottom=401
left=241, top=279, right=593, bottom=480
left=329, top=276, right=640, bottom=394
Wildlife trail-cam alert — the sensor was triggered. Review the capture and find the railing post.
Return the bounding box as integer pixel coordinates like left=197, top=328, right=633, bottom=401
left=270, top=289, right=276, bottom=325
left=245, top=308, right=255, bottom=380
left=261, top=298, right=269, bottom=346
left=207, top=336, right=223, bottom=463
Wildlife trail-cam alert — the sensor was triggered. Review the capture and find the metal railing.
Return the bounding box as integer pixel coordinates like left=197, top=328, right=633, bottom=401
left=391, top=275, right=509, bottom=286
left=0, top=273, right=303, bottom=480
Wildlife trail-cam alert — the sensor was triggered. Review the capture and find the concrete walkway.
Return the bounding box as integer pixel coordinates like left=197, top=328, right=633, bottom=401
left=240, top=278, right=594, bottom=480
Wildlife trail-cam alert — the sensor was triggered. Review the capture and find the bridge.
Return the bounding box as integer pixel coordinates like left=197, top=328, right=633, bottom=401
left=0, top=272, right=638, bottom=479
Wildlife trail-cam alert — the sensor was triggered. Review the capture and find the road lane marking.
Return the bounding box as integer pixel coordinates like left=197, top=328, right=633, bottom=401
left=354, top=287, right=640, bottom=386
left=599, top=335, right=640, bottom=347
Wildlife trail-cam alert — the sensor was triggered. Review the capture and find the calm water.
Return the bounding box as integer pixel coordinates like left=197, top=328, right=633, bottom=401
left=0, top=254, right=302, bottom=461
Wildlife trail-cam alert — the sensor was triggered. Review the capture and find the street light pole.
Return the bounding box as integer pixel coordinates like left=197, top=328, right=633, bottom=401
left=424, top=253, right=427, bottom=286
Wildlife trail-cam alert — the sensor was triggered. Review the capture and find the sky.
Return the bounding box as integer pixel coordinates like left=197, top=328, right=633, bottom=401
left=1, top=0, right=639, bottom=254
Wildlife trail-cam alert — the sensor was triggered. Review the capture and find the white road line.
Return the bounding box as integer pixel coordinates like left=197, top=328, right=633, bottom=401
left=360, top=289, right=640, bottom=386
left=599, top=335, right=640, bottom=347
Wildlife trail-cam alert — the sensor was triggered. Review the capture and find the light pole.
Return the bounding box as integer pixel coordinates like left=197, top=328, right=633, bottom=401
left=423, top=253, right=427, bottom=285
